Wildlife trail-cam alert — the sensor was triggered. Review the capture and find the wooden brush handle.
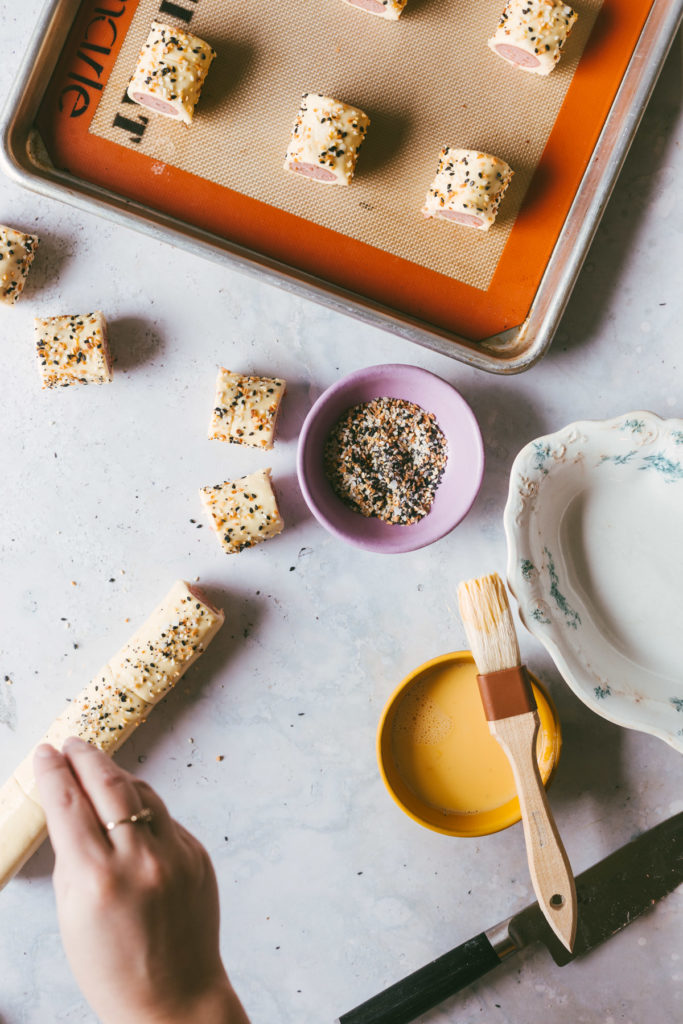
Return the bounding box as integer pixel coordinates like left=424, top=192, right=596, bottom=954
left=491, top=710, right=577, bottom=952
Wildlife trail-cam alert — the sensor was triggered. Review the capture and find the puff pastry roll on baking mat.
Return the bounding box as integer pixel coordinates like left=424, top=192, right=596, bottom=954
left=0, top=581, right=224, bottom=890
left=36, top=0, right=654, bottom=343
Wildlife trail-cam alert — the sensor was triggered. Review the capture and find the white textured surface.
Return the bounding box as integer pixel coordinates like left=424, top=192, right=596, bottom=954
left=0, top=7, right=682, bottom=1024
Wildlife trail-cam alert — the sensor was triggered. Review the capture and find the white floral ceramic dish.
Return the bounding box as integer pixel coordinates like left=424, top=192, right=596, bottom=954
left=504, top=411, right=683, bottom=754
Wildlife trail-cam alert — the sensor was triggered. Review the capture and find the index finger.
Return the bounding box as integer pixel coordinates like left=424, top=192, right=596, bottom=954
left=33, top=744, right=111, bottom=865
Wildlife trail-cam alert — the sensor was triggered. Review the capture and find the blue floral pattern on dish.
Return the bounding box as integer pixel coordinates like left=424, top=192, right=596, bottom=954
left=621, top=418, right=646, bottom=434
left=520, top=558, right=536, bottom=581
left=639, top=454, right=683, bottom=482
left=532, top=443, right=554, bottom=475
left=600, top=451, right=636, bottom=466
left=599, top=450, right=683, bottom=482
left=505, top=411, right=683, bottom=753
left=544, top=547, right=581, bottom=629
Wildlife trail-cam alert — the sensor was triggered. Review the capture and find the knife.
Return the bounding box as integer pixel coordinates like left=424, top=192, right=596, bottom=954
left=336, top=812, right=683, bottom=1024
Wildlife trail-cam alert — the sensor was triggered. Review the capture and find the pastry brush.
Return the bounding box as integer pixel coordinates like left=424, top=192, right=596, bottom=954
left=457, top=572, right=577, bottom=952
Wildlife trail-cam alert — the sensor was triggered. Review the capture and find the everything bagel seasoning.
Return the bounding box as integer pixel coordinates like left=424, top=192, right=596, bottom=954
left=323, top=398, right=448, bottom=524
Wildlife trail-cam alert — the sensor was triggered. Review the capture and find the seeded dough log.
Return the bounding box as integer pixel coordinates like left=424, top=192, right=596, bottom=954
left=201, top=469, right=284, bottom=554
left=0, top=225, right=39, bottom=305
left=127, top=21, right=216, bottom=125
left=208, top=369, right=286, bottom=449
left=35, top=311, right=113, bottom=389
left=422, top=148, right=514, bottom=231
left=284, top=93, right=370, bottom=185
left=341, top=0, right=407, bottom=20
left=0, top=581, right=224, bottom=891
left=488, top=0, right=577, bottom=75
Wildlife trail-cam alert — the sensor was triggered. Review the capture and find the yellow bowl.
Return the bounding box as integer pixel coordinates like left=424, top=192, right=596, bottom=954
left=377, top=650, right=561, bottom=838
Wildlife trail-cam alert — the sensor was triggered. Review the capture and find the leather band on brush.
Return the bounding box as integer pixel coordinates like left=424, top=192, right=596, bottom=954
left=477, top=667, right=537, bottom=722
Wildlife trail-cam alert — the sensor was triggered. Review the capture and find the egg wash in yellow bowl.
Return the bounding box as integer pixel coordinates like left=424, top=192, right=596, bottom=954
left=378, top=651, right=561, bottom=837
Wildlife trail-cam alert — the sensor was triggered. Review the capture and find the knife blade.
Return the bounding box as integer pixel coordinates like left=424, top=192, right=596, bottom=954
left=336, top=812, right=683, bottom=1024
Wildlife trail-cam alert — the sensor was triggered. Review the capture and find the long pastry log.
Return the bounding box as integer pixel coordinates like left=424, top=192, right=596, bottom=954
left=0, top=581, right=224, bottom=891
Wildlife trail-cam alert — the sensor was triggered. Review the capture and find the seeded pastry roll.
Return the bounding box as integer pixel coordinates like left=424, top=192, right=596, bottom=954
left=0, top=581, right=224, bottom=891
left=341, top=0, right=407, bottom=20
left=201, top=469, right=284, bottom=554
left=284, top=93, right=371, bottom=185
left=35, top=311, right=113, bottom=388
left=127, top=21, right=216, bottom=125
left=0, top=225, right=39, bottom=305
left=488, top=0, right=578, bottom=75
left=422, top=148, right=514, bottom=231
left=209, top=369, right=286, bottom=449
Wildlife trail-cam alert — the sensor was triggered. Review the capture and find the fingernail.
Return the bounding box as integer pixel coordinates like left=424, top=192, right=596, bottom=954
left=35, top=744, right=58, bottom=759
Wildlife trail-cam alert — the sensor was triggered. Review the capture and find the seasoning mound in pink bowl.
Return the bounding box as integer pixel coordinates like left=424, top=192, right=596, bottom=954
left=296, top=364, right=484, bottom=553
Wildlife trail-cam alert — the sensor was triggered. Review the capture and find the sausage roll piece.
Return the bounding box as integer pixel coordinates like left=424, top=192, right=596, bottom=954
left=35, top=311, right=113, bottom=388
left=422, top=148, right=514, bottom=231
left=107, top=580, right=224, bottom=705
left=0, top=581, right=224, bottom=891
left=284, top=93, right=371, bottom=186
left=201, top=469, right=284, bottom=554
left=488, top=0, right=578, bottom=75
left=209, top=369, right=286, bottom=450
left=341, top=0, right=407, bottom=20
left=0, top=225, right=39, bottom=305
left=127, top=21, right=216, bottom=125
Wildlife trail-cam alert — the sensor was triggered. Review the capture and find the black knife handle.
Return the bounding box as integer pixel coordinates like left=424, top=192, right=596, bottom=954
left=336, top=932, right=502, bottom=1024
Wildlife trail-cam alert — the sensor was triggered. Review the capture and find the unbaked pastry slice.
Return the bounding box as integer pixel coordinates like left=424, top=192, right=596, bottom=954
left=0, top=225, right=39, bottom=305
left=422, top=148, right=514, bottom=231
left=488, top=0, right=578, bottom=75
left=127, top=21, right=216, bottom=125
left=341, top=0, right=407, bottom=20
left=35, top=311, right=113, bottom=388
left=284, top=93, right=370, bottom=185
left=200, top=469, right=284, bottom=554
left=209, top=369, right=286, bottom=449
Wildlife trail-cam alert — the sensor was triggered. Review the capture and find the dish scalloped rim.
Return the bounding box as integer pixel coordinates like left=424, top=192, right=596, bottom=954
left=504, top=410, right=683, bottom=754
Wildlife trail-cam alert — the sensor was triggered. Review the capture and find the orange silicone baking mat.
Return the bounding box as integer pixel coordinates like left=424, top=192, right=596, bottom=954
left=36, top=0, right=654, bottom=342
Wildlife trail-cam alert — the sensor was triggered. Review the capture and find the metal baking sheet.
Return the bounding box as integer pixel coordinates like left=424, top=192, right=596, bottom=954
left=1, top=0, right=681, bottom=373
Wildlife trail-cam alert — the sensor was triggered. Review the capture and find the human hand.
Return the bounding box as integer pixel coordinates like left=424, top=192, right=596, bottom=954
left=34, top=737, right=249, bottom=1024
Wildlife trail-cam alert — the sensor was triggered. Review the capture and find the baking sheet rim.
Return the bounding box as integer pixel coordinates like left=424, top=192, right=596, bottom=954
left=1, top=0, right=681, bottom=374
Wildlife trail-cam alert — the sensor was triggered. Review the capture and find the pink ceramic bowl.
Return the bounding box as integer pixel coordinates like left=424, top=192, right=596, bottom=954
left=296, top=364, right=484, bottom=553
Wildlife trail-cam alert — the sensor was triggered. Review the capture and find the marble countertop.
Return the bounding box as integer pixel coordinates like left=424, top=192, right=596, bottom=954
left=0, top=7, right=681, bottom=1023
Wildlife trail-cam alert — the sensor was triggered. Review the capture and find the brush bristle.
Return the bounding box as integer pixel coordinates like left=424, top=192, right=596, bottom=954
left=457, top=573, right=521, bottom=674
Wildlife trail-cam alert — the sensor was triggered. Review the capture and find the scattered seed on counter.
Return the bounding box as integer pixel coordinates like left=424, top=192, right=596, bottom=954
left=323, top=397, right=448, bottom=524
